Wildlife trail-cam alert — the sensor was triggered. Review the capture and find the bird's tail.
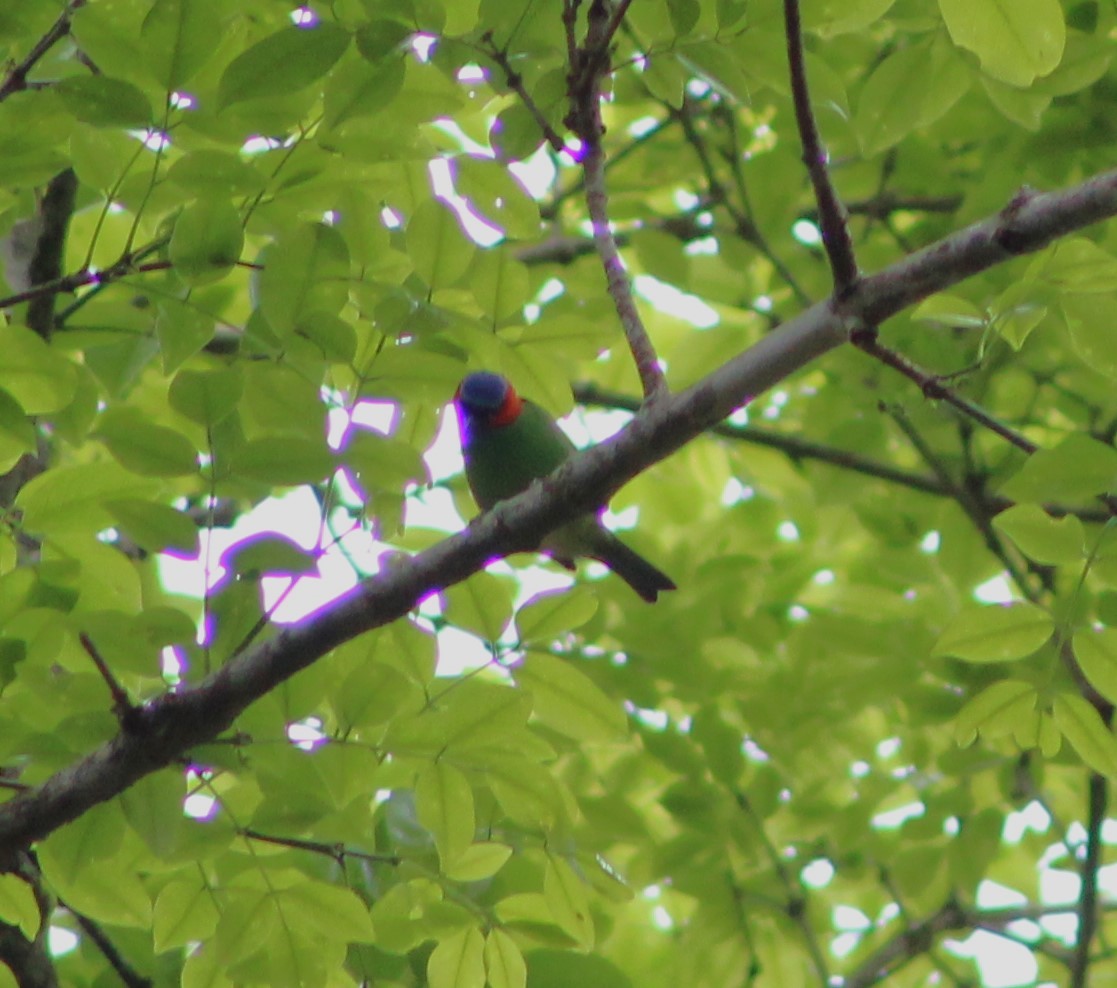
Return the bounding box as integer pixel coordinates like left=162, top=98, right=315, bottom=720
left=590, top=529, right=676, bottom=603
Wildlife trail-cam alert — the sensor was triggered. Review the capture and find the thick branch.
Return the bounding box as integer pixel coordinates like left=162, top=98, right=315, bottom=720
left=2, top=167, right=1117, bottom=852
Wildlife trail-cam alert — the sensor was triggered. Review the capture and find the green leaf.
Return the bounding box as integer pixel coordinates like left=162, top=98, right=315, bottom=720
left=234, top=436, right=334, bottom=486
left=456, top=158, right=541, bottom=241
left=543, top=855, right=594, bottom=949
left=355, top=19, right=414, bottom=60
left=155, top=299, right=218, bottom=374
left=415, top=760, right=475, bottom=865
left=120, top=770, right=185, bottom=857
left=1040, top=237, right=1117, bottom=292
left=802, top=0, right=897, bottom=35
left=1073, top=629, right=1117, bottom=706
left=278, top=880, right=375, bottom=944
left=443, top=571, right=516, bottom=640
left=444, top=842, right=513, bottom=882
left=515, top=654, right=627, bottom=743
left=226, top=534, right=318, bottom=577
left=168, top=367, right=243, bottom=426
left=153, top=878, right=220, bottom=953
left=169, top=197, right=244, bottom=287
left=932, top=602, right=1053, bottom=663
left=18, top=462, right=159, bottom=534
left=406, top=198, right=476, bottom=290
left=166, top=150, right=266, bottom=196
left=141, top=0, right=223, bottom=89
left=910, top=293, right=987, bottom=330
left=55, top=76, right=153, bottom=127
left=428, top=926, right=486, bottom=988
left=1052, top=693, right=1117, bottom=776
left=38, top=801, right=126, bottom=885
left=485, top=928, right=527, bottom=988
left=257, top=224, right=350, bottom=336
left=94, top=408, right=198, bottom=477
left=515, top=587, right=598, bottom=641
left=0, top=326, right=78, bottom=414
left=953, top=679, right=1037, bottom=745
left=939, top=0, right=1065, bottom=86
left=0, top=876, right=40, bottom=940
left=323, top=56, right=406, bottom=129
left=217, top=23, right=351, bottom=107
left=0, top=387, right=36, bottom=472
left=469, top=249, right=531, bottom=322
left=1061, top=294, right=1117, bottom=380
left=1000, top=434, right=1117, bottom=502
left=856, top=41, right=970, bottom=155
left=992, top=504, right=1084, bottom=565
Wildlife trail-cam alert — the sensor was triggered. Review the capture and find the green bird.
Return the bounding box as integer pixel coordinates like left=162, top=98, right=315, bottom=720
left=454, top=371, right=676, bottom=602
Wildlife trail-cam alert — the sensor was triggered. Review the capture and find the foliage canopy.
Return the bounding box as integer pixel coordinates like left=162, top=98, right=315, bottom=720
left=1, top=0, right=1117, bottom=985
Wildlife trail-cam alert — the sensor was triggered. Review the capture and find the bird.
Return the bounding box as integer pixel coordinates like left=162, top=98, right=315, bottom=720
left=454, top=371, right=676, bottom=602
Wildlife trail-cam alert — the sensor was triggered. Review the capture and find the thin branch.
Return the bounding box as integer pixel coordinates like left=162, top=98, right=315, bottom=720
left=782, top=0, right=859, bottom=291
left=573, top=381, right=1110, bottom=521
left=78, top=633, right=138, bottom=725
left=481, top=33, right=565, bottom=153
left=66, top=905, right=151, bottom=988
left=0, top=0, right=85, bottom=103
left=885, top=405, right=1039, bottom=601
left=566, top=0, right=666, bottom=398
left=736, top=791, right=830, bottom=984
left=851, top=329, right=1038, bottom=454
left=845, top=898, right=1117, bottom=988
left=2, top=167, right=1117, bottom=852
left=1072, top=769, right=1109, bottom=986
left=241, top=828, right=401, bottom=866
left=672, top=96, right=813, bottom=307
left=0, top=257, right=170, bottom=314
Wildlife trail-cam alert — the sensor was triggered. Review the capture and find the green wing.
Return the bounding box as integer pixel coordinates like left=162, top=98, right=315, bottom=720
left=464, top=400, right=575, bottom=509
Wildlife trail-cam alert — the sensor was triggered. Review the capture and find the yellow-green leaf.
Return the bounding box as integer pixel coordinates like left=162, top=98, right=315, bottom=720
left=427, top=926, right=486, bottom=988
left=1052, top=693, right=1117, bottom=776
left=932, top=602, right=1052, bottom=663
left=516, top=654, right=627, bottom=743
left=415, top=761, right=475, bottom=865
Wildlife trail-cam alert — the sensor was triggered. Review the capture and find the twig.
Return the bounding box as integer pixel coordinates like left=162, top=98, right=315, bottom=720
left=885, top=404, right=1039, bottom=600
left=0, top=0, right=85, bottom=103
left=242, top=828, right=401, bottom=866
left=564, top=0, right=666, bottom=398
left=1071, top=769, right=1109, bottom=986
left=77, top=633, right=137, bottom=725
left=851, top=329, right=1038, bottom=454
left=572, top=381, right=1109, bottom=521
left=735, top=791, right=831, bottom=984
left=67, top=904, right=151, bottom=988
left=842, top=898, right=1117, bottom=988
left=782, top=0, right=858, bottom=292
left=672, top=96, right=812, bottom=307
left=0, top=257, right=170, bottom=313
left=481, top=33, right=565, bottom=153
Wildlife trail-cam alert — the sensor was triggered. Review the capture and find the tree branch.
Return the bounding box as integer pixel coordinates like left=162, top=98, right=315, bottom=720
left=0, top=0, right=85, bottom=103
left=843, top=898, right=1117, bottom=987
left=2, top=167, right=1117, bottom=852
left=566, top=0, right=666, bottom=398
left=1072, top=768, right=1109, bottom=986
left=783, top=0, right=858, bottom=292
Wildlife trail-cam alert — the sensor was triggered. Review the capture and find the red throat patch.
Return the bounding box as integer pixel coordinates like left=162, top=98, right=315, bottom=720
left=490, top=388, right=523, bottom=426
